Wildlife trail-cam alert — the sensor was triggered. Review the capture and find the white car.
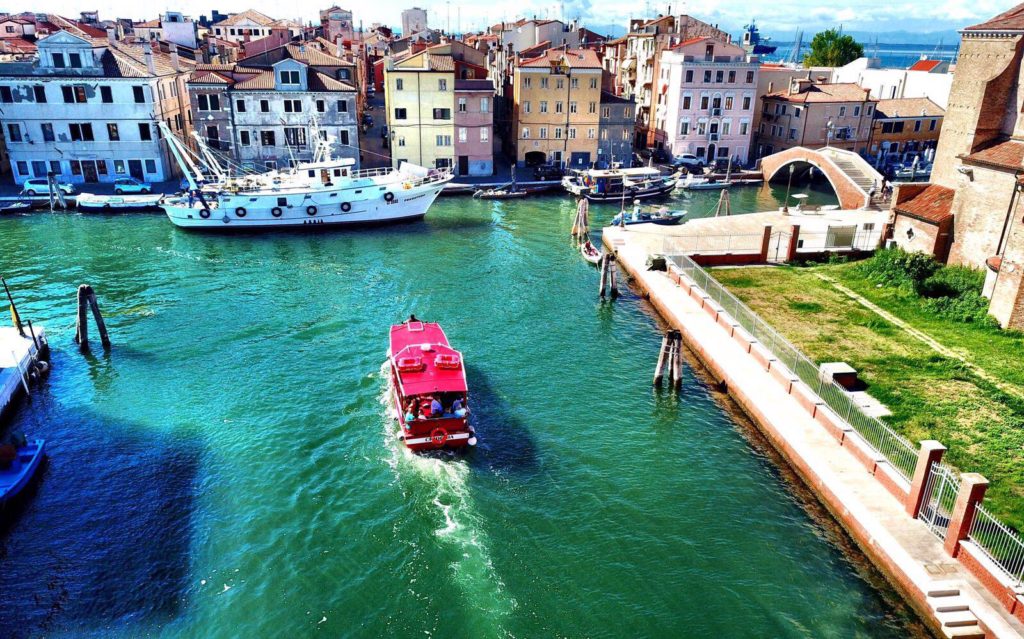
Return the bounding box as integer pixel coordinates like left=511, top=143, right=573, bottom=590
left=672, top=154, right=705, bottom=171
left=113, top=177, right=153, bottom=194
left=20, top=178, right=76, bottom=196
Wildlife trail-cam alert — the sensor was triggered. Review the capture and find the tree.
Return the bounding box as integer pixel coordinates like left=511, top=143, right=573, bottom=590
left=803, top=29, right=864, bottom=67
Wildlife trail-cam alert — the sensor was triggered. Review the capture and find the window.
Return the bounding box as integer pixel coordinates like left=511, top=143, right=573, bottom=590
left=590, top=78, right=597, bottom=89
left=682, top=96, right=691, bottom=110
left=481, top=128, right=489, bottom=142
left=107, top=123, right=119, bottom=141
left=685, top=70, right=693, bottom=83
left=724, top=95, right=733, bottom=110
left=432, top=108, right=451, bottom=120
left=746, top=71, right=754, bottom=83
left=588, top=101, right=596, bottom=114
left=716, top=70, right=724, bottom=83
left=789, top=127, right=797, bottom=140
left=52, top=53, right=65, bottom=68
left=853, top=106, right=861, bottom=116
left=145, top=159, right=156, bottom=174
left=554, top=127, right=562, bottom=139
left=700, top=96, right=709, bottom=110
left=284, top=127, right=307, bottom=147
left=139, top=123, right=152, bottom=140
left=522, top=127, right=530, bottom=139
left=540, top=101, right=548, bottom=113
left=133, top=86, right=145, bottom=103
left=866, top=105, right=873, bottom=116
left=838, top=106, right=847, bottom=117
left=570, top=78, right=578, bottom=88
left=458, top=97, right=467, bottom=112
left=728, top=70, right=736, bottom=83
left=6, top=123, right=20, bottom=142
left=337, top=99, right=348, bottom=113
left=41, top=123, right=54, bottom=142
left=280, top=70, right=300, bottom=85
left=568, top=127, right=577, bottom=139
left=703, top=70, right=712, bottom=82
left=740, top=121, right=749, bottom=135
left=539, top=127, right=547, bottom=139
left=62, top=85, right=87, bottom=104
left=680, top=121, right=690, bottom=135
left=540, top=77, right=548, bottom=89
left=438, top=79, right=447, bottom=91
left=458, top=127, right=467, bottom=143
left=397, top=136, right=406, bottom=146
left=395, top=78, right=404, bottom=90
left=523, top=101, right=531, bottom=114
left=930, top=119, right=937, bottom=131
left=240, top=130, right=251, bottom=146
left=197, top=94, right=220, bottom=111
left=524, top=78, right=531, bottom=88
left=794, top=107, right=801, bottom=119
left=481, top=97, right=489, bottom=113
left=69, top=52, right=82, bottom=68
left=0, top=86, right=10, bottom=103
left=69, top=123, right=94, bottom=142
left=697, top=121, right=707, bottom=135
left=284, top=99, right=302, bottom=113
left=260, top=130, right=276, bottom=146
left=585, top=127, right=595, bottom=139
left=394, top=107, right=407, bottom=120
left=742, top=96, right=752, bottom=110
left=914, top=119, right=922, bottom=132
left=600, top=129, right=608, bottom=140
left=722, top=121, right=731, bottom=135
left=340, top=130, right=350, bottom=145
left=435, top=134, right=451, bottom=146
left=49, top=160, right=60, bottom=174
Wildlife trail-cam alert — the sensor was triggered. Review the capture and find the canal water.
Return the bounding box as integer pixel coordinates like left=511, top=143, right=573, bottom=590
left=0, top=182, right=923, bottom=637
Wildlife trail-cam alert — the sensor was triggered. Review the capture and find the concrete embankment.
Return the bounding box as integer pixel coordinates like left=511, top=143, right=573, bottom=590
left=603, top=225, right=1024, bottom=639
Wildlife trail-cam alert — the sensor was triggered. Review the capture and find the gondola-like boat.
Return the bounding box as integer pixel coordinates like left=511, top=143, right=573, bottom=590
left=611, top=205, right=687, bottom=226
left=580, top=240, right=602, bottom=265
left=0, top=438, right=45, bottom=504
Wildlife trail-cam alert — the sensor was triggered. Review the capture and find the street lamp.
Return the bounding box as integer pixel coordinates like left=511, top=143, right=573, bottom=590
left=783, top=163, right=795, bottom=213
left=825, top=119, right=834, bottom=148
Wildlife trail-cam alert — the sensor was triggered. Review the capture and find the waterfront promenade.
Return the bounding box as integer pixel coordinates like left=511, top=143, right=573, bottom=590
left=605, top=224, right=1024, bottom=638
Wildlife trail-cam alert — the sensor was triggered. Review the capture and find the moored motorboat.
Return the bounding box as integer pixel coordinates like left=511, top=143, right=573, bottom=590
left=388, top=318, right=475, bottom=451
left=76, top=193, right=164, bottom=212
left=611, top=204, right=687, bottom=226
left=0, top=437, right=45, bottom=505
left=563, top=167, right=680, bottom=202
left=473, top=188, right=528, bottom=200
left=580, top=239, right=602, bottom=265
left=0, top=200, right=32, bottom=214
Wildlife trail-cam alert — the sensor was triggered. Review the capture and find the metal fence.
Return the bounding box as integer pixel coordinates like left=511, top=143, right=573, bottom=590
left=660, top=233, right=764, bottom=257
left=666, top=253, right=919, bottom=481
left=969, top=504, right=1024, bottom=587
left=793, top=229, right=884, bottom=254
left=919, top=461, right=960, bottom=540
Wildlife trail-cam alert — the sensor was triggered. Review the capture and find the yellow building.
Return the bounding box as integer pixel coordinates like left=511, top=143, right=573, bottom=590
left=513, top=48, right=603, bottom=168
left=384, top=50, right=456, bottom=170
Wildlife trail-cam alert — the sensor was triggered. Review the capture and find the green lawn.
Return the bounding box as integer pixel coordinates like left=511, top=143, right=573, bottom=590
left=714, top=262, right=1024, bottom=530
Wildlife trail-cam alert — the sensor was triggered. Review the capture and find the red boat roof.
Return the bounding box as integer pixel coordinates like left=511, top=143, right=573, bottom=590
left=389, top=321, right=468, bottom=397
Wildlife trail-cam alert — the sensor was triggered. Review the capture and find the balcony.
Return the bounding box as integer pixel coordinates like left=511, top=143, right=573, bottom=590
left=708, top=132, right=719, bottom=141
left=711, top=107, right=722, bottom=117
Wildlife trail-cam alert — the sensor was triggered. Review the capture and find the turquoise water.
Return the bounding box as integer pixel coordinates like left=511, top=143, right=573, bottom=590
left=0, top=183, right=924, bottom=637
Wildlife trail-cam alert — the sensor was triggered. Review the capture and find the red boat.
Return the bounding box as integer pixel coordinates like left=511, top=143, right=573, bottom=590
left=388, top=318, right=476, bottom=451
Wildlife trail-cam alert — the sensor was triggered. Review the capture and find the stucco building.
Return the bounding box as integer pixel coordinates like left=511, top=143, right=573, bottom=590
left=210, top=10, right=302, bottom=46
left=513, top=48, right=602, bottom=168
left=756, top=79, right=876, bottom=156
left=400, top=8, right=428, bottom=37
left=320, top=7, right=354, bottom=45
left=598, top=92, right=635, bottom=167
left=868, top=97, right=944, bottom=169
left=655, top=35, right=758, bottom=165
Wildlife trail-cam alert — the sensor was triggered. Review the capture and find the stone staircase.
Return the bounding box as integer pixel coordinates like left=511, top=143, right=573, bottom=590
left=818, top=147, right=887, bottom=210
left=926, top=582, right=986, bottom=638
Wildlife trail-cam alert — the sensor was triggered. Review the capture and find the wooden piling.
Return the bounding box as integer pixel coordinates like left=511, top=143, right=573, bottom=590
left=607, top=253, right=619, bottom=299
left=75, top=284, right=111, bottom=351
left=653, top=333, right=669, bottom=385
left=670, top=331, right=683, bottom=388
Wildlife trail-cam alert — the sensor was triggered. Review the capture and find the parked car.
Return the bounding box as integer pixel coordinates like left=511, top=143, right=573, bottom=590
left=672, top=154, right=705, bottom=171
left=20, top=178, right=75, bottom=196
left=533, top=164, right=564, bottom=181
left=113, top=177, right=152, bottom=194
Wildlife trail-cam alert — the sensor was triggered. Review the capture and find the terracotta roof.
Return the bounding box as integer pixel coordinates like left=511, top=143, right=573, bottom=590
left=875, top=98, right=944, bottom=119
left=518, top=47, right=601, bottom=69
left=190, top=69, right=232, bottom=84
left=105, top=41, right=195, bottom=77
left=669, top=36, right=708, bottom=50
left=213, top=9, right=276, bottom=28
left=233, top=70, right=275, bottom=89
left=395, top=50, right=454, bottom=71
left=962, top=139, right=1024, bottom=171
left=908, top=59, right=942, bottom=72
left=519, top=40, right=550, bottom=58
left=286, top=43, right=351, bottom=66
left=309, top=70, right=355, bottom=91
left=134, top=19, right=161, bottom=28
left=894, top=184, right=954, bottom=224
left=964, top=3, right=1024, bottom=31
left=765, top=82, right=873, bottom=103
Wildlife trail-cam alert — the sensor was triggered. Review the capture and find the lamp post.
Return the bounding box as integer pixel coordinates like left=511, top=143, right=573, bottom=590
left=825, top=119, right=834, bottom=148
left=783, top=163, right=795, bottom=212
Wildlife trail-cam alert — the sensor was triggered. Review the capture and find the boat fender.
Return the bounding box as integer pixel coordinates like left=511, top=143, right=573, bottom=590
left=403, top=182, right=412, bottom=190
left=384, top=192, right=395, bottom=203
left=35, top=360, right=49, bottom=376
left=199, top=208, right=211, bottom=219
left=341, top=202, right=351, bottom=213
left=306, top=205, right=317, bottom=216
left=430, top=428, right=448, bottom=446
left=235, top=207, right=247, bottom=217
left=103, top=203, right=111, bottom=209
left=271, top=207, right=283, bottom=217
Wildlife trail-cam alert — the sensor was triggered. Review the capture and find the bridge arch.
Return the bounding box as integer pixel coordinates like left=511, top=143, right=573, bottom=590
left=759, top=146, right=883, bottom=211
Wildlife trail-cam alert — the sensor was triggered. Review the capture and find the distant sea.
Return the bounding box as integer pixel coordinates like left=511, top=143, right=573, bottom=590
left=764, top=42, right=960, bottom=68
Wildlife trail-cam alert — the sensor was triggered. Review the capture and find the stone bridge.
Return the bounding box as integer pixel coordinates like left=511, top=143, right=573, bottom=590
left=759, top=147, right=885, bottom=211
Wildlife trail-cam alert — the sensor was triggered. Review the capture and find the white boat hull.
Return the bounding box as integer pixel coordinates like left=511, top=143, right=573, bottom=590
left=162, top=179, right=449, bottom=230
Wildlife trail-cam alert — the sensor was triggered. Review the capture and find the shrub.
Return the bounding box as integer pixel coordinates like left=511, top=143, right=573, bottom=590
left=924, top=292, right=998, bottom=326
left=920, top=266, right=986, bottom=299
left=857, top=248, right=939, bottom=290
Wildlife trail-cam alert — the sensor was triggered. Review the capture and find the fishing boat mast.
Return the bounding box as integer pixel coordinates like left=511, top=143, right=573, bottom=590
left=157, top=121, right=206, bottom=190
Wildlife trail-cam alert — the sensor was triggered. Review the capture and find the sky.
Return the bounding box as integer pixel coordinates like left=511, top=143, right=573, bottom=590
left=19, top=0, right=1019, bottom=39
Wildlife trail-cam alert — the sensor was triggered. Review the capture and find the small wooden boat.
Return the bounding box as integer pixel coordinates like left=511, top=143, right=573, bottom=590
left=612, top=206, right=687, bottom=226
left=76, top=193, right=164, bottom=212
left=388, top=317, right=475, bottom=451
left=580, top=240, right=602, bottom=265
left=0, top=438, right=45, bottom=504
left=473, top=188, right=528, bottom=200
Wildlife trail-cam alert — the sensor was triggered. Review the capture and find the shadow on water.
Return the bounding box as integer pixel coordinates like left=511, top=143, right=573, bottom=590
left=463, top=364, right=539, bottom=476
left=0, top=404, right=201, bottom=638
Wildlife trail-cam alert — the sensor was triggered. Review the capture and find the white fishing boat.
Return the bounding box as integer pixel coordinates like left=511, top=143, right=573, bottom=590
left=562, top=167, right=680, bottom=202
left=76, top=193, right=164, bottom=212
left=157, top=121, right=452, bottom=230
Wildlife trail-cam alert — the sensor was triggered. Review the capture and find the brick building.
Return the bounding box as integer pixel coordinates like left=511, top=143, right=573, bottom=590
left=868, top=97, right=944, bottom=169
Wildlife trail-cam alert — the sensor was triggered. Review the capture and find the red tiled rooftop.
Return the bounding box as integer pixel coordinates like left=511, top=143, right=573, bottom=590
left=965, top=2, right=1024, bottom=31
left=894, top=184, right=954, bottom=224
left=962, top=139, right=1024, bottom=171
left=908, top=59, right=942, bottom=72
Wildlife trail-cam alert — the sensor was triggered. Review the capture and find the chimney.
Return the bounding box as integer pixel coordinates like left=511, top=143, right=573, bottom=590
left=106, top=27, right=116, bottom=44
left=169, top=42, right=180, bottom=71
left=143, top=41, right=156, bottom=75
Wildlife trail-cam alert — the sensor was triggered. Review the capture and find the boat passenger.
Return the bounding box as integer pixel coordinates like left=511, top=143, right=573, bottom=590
left=452, top=398, right=468, bottom=418
left=404, top=400, right=417, bottom=423
left=430, top=396, right=444, bottom=417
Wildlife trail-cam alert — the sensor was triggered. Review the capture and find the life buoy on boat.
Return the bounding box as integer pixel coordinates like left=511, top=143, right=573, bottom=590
left=306, top=205, right=317, bottom=216
left=434, top=353, right=461, bottom=370
left=199, top=208, right=211, bottom=219
left=235, top=207, right=247, bottom=217
left=341, top=202, right=351, bottom=212
left=396, top=356, right=425, bottom=373
left=430, top=428, right=448, bottom=446
left=271, top=207, right=283, bottom=217
left=384, top=192, right=395, bottom=203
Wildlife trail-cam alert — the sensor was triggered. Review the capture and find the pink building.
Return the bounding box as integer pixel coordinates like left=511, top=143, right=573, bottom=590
left=654, top=36, right=759, bottom=166
left=454, top=79, right=494, bottom=176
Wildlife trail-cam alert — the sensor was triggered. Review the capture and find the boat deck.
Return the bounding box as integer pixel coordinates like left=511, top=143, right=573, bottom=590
left=0, top=326, right=43, bottom=423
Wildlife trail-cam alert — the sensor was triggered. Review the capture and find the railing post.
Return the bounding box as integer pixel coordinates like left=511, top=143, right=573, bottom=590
left=906, top=440, right=946, bottom=518
left=760, top=225, right=772, bottom=263
left=786, top=225, right=801, bottom=262
left=944, top=473, right=989, bottom=558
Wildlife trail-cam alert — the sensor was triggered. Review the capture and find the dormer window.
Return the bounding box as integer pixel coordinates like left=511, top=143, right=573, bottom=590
left=52, top=52, right=65, bottom=68
left=69, top=52, right=82, bottom=68
left=280, top=70, right=300, bottom=85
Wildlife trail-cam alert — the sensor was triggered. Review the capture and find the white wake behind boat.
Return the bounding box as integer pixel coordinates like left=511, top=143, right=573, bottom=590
left=76, top=193, right=164, bottom=212
left=157, top=121, right=452, bottom=230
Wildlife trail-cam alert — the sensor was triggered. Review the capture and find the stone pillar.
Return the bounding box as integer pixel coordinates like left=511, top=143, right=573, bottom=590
left=906, top=440, right=946, bottom=518
left=944, top=473, right=989, bottom=558
left=759, top=225, right=772, bottom=263
left=786, top=224, right=801, bottom=262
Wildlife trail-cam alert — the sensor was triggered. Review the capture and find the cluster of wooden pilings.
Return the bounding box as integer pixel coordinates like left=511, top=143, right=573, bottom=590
left=74, top=284, right=110, bottom=351
left=571, top=199, right=589, bottom=241
left=653, top=330, right=683, bottom=388
left=598, top=253, right=619, bottom=299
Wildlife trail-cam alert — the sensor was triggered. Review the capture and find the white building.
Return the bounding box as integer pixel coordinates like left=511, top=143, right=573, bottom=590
left=0, top=30, right=194, bottom=185
left=133, top=12, right=199, bottom=49
left=320, top=7, right=354, bottom=44
left=210, top=10, right=303, bottom=45
left=401, top=7, right=428, bottom=37
left=831, top=57, right=953, bottom=109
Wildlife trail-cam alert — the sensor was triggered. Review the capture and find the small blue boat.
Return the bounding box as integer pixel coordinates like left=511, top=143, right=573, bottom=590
left=611, top=207, right=687, bottom=227
left=0, top=439, right=45, bottom=504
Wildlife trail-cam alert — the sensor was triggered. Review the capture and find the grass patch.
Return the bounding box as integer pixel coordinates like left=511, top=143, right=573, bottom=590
left=714, top=263, right=1024, bottom=530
